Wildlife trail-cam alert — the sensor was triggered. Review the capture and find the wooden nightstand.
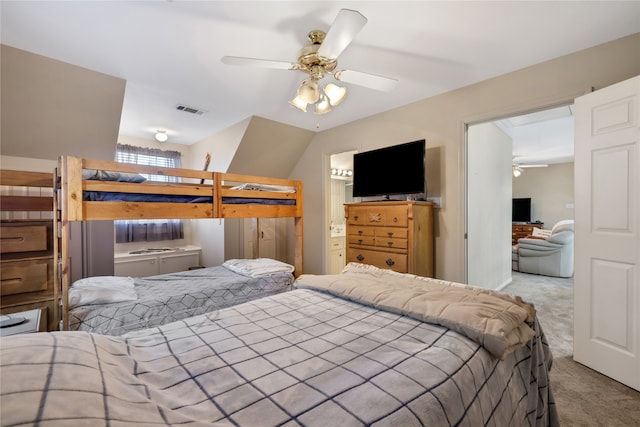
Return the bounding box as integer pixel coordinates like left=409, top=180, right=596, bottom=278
left=0, top=309, right=45, bottom=336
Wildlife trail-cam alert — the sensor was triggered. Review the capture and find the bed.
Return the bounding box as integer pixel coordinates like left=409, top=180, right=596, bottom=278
left=68, top=259, right=295, bottom=335
left=0, top=264, right=559, bottom=426
left=55, top=155, right=304, bottom=331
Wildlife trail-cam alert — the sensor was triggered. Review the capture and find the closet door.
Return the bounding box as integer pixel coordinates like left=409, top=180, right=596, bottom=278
left=242, top=218, right=276, bottom=259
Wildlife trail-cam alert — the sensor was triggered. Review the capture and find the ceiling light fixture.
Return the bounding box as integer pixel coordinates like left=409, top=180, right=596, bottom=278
left=155, top=130, right=168, bottom=142
left=331, top=168, right=352, bottom=177
left=512, top=164, right=523, bottom=177
left=289, top=77, right=347, bottom=115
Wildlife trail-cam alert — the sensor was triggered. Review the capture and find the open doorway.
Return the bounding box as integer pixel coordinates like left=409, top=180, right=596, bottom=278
left=466, top=104, right=575, bottom=289
left=328, top=151, right=356, bottom=274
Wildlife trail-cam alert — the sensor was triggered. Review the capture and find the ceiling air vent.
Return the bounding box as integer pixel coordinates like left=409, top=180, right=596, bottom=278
left=176, top=104, right=207, bottom=115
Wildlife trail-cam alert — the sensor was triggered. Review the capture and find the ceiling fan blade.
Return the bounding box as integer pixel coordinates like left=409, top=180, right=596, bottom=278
left=317, top=9, right=367, bottom=60
left=221, top=56, right=295, bottom=70
left=334, top=69, right=398, bottom=92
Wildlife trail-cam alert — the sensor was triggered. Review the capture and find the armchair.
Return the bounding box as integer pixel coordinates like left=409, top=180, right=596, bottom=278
left=517, top=220, right=574, bottom=278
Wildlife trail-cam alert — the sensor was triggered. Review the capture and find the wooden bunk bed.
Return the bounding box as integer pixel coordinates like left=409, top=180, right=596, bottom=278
left=0, top=169, right=57, bottom=332
left=55, top=155, right=304, bottom=331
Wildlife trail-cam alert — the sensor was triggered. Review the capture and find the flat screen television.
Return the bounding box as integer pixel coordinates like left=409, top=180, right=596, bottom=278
left=352, top=140, right=426, bottom=198
left=512, top=198, right=532, bottom=223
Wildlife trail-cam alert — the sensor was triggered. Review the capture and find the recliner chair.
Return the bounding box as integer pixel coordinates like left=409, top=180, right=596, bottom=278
left=517, top=220, right=574, bottom=278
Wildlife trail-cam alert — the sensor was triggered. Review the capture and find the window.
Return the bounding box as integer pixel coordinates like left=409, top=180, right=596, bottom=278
left=114, top=144, right=184, bottom=243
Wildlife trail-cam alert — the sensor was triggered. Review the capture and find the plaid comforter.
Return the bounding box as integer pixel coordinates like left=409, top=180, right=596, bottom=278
left=69, top=265, right=293, bottom=335
left=1, top=287, right=558, bottom=426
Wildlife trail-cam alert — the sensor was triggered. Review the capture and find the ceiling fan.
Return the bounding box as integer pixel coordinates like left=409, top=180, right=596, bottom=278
left=221, top=9, right=398, bottom=114
left=512, top=160, right=548, bottom=177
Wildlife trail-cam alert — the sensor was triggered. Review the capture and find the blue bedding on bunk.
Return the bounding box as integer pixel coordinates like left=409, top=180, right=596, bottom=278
left=84, top=191, right=212, bottom=203
left=83, top=192, right=296, bottom=205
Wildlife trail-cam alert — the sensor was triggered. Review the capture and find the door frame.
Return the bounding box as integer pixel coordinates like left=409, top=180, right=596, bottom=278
left=463, top=101, right=577, bottom=286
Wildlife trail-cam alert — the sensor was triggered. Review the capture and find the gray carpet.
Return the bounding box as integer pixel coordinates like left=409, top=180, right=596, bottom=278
left=503, top=272, right=640, bottom=426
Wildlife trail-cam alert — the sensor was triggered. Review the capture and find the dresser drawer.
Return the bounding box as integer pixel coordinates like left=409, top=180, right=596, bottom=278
left=349, top=226, right=375, bottom=237
left=374, top=227, right=408, bottom=239
left=376, top=205, right=408, bottom=227
left=346, top=206, right=369, bottom=226
left=348, top=235, right=375, bottom=246
left=1, top=225, right=48, bottom=254
left=347, top=248, right=408, bottom=273
left=1, top=259, right=53, bottom=296
left=374, top=237, right=408, bottom=250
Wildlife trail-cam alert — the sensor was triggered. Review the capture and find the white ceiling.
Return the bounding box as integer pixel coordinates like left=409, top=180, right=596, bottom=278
left=1, top=1, right=638, bottom=148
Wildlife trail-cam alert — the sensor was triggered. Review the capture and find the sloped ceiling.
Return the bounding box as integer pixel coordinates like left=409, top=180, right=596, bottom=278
left=0, top=45, right=125, bottom=161
left=226, top=116, right=314, bottom=178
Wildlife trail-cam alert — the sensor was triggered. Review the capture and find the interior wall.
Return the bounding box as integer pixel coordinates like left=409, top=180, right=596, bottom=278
left=291, top=33, right=640, bottom=281
left=0, top=45, right=125, bottom=161
left=513, top=162, right=575, bottom=228
left=467, top=123, right=512, bottom=289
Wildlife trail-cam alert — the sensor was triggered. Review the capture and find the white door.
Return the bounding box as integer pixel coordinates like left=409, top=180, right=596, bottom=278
left=242, top=218, right=277, bottom=259
left=258, top=218, right=277, bottom=259
left=573, top=75, right=640, bottom=391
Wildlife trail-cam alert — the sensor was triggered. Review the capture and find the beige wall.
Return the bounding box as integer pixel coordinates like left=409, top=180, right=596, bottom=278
left=513, top=162, right=575, bottom=228
left=1, top=45, right=125, bottom=161
left=292, top=33, right=640, bottom=282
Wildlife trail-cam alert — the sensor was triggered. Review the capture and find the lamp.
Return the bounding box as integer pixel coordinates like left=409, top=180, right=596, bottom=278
left=290, top=78, right=347, bottom=115
left=512, top=165, right=523, bottom=177
left=155, top=130, right=168, bottom=142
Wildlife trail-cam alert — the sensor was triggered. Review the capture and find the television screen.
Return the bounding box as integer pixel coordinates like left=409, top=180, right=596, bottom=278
left=352, top=140, right=425, bottom=198
left=512, top=198, right=532, bottom=223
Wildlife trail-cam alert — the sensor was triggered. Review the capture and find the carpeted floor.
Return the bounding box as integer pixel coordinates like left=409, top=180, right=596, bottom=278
left=503, top=272, right=640, bottom=426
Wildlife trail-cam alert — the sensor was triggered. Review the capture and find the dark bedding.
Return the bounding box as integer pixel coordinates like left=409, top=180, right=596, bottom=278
left=83, top=191, right=212, bottom=203
left=83, top=191, right=296, bottom=205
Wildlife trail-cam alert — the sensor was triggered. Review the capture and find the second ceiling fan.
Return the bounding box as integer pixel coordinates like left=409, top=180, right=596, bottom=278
left=221, top=9, right=398, bottom=114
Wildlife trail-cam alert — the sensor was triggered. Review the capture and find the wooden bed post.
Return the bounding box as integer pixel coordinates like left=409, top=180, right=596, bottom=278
left=294, top=180, right=304, bottom=277
left=58, top=156, right=71, bottom=330
left=294, top=216, right=304, bottom=277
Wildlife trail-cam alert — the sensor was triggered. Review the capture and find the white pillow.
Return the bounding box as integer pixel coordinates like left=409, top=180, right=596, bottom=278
left=69, top=276, right=137, bottom=308
left=223, top=258, right=294, bottom=277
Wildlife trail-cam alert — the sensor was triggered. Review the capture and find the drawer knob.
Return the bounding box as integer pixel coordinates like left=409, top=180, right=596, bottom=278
left=354, top=215, right=359, bottom=221
left=387, top=241, right=393, bottom=247
left=392, top=217, right=398, bottom=223
left=358, top=239, right=363, bottom=244
left=385, top=259, right=395, bottom=266
left=387, top=232, right=393, bottom=237
left=356, top=254, right=364, bottom=261
left=358, top=230, right=363, bottom=235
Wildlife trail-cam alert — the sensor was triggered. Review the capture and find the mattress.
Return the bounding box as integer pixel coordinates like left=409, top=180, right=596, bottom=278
left=69, top=265, right=294, bottom=335
left=0, top=286, right=558, bottom=426
left=82, top=191, right=296, bottom=205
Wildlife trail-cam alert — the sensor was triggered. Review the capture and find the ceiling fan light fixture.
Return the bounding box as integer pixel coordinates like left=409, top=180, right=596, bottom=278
left=289, top=95, right=308, bottom=112
left=315, top=95, right=332, bottom=114
left=324, top=82, right=347, bottom=106
left=296, top=78, right=320, bottom=104
left=155, top=130, right=168, bottom=142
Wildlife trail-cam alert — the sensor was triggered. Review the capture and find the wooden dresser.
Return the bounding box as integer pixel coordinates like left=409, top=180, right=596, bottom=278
left=345, top=201, right=434, bottom=277
left=512, top=222, right=544, bottom=245
left=0, top=170, right=57, bottom=332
